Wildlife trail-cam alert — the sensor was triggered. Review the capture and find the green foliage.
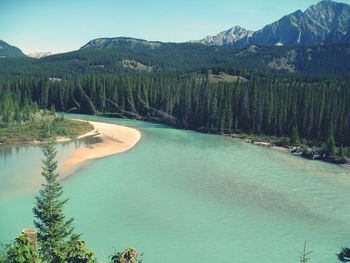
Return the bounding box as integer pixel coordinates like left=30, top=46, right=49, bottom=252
left=50, top=105, right=56, bottom=116
left=52, top=240, right=95, bottom=263
left=33, top=138, right=78, bottom=261
left=338, top=247, right=350, bottom=262
left=299, top=242, right=312, bottom=263
left=337, top=145, right=346, bottom=160
left=65, top=240, right=95, bottom=263
left=6, top=235, right=42, bottom=263
left=40, top=119, right=53, bottom=139
left=0, top=242, right=8, bottom=263
left=1, top=41, right=350, bottom=76
left=0, top=118, right=92, bottom=145
left=2, top=73, right=350, bottom=147
left=327, top=130, right=336, bottom=156
left=109, top=247, right=139, bottom=263
left=290, top=126, right=300, bottom=145
left=0, top=90, right=37, bottom=128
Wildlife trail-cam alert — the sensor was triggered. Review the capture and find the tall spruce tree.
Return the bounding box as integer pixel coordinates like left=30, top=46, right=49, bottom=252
left=326, top=128, right=336, bottom=156
left=290, top=126, right=300, bottom=145
left=33, top=138, right=78, bottom=261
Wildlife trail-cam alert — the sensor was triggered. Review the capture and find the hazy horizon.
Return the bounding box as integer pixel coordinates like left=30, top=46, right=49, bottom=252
left=2, top=0, right=350, bottom=54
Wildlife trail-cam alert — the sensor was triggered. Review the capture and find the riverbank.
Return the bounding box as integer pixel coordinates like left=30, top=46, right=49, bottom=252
left=59, top=119, right=141, bottom=176
left=100, top=113, right=350, bottom=169
left=0, top=118, right=93, bottom=145
left=230, top=133, right=349, bottom=168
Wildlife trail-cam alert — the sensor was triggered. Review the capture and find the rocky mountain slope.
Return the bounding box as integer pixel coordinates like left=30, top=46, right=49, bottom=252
left=197, top=0, right=350, bottom=47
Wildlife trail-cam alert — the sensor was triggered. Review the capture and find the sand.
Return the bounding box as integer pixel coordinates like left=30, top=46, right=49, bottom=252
left=58, top=119, right=141, bottom=177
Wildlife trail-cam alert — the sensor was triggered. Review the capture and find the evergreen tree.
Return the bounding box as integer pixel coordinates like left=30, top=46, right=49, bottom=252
left=1, top=73, right=350, bottom=147
left=290, top=126, right=300, bottom=145
left=338, top=247, right=350, bottom=262
left=0, top=242, right=11, bottom=263
left=326, top=129, right=336, bottom=156
left=299, top=242, right=312, bottom=263
left=33, top=138, right=78, bottom=261
left=337, top=145, right=346, bottom=160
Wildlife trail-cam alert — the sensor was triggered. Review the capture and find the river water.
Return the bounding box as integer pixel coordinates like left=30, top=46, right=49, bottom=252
left=0, top=114, right=349, bottom=262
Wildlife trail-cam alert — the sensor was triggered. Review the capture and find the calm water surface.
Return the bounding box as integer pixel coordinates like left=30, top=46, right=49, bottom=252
left=1, top=114, right=350, bottom=262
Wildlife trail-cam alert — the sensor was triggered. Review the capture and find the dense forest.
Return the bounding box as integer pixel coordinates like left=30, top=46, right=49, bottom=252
left=1, top=72, right=349, bottom=147
left=1, top=41, right=350, bottom=77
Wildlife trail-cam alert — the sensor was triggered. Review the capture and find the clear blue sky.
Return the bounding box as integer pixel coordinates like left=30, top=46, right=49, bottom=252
left=1, top=0, right=350, bottom=54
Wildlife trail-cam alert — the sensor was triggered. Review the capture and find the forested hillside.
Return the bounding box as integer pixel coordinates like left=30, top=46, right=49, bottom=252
left=0, top=40, right=26, bottom=58
left=0, top=40, right=350, bottom=77
left=1, top=72, right=349, bottom=146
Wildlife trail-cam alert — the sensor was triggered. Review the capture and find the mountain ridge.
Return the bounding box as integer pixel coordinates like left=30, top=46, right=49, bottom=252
left=81, top=37, right=166, bottom=50
left=195, top=0, right=350, bottom=47
left=0, top=40, right=26, bottom=58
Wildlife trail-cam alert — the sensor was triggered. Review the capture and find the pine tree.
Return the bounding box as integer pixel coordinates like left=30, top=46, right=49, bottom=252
left=33, top=138, right=78, bottom=261
left=338, top=247, right=350, bottom=262
left=299, top=242, right=312, bottom=263
left=327, top=129, right=336, bottom=156
left=290, top=126, right=300, bottom=145
left=337, top=145, right=346, bottom=160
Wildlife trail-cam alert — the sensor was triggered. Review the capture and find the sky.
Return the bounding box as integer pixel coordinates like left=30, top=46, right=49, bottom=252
left=1, top=0, right=350, bottom=54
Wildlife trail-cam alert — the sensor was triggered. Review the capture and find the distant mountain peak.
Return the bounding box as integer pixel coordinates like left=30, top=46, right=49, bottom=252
left=196, top=0, right=350, bottom=48
left=194, top=25, right=253, bottom=47
left=27, top=51, right=53, bottom=59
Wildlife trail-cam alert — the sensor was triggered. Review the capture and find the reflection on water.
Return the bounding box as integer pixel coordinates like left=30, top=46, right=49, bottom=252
left=0, top=135, right=102, bottom=161
left=0, top=135, right=103, bottom=201
left=0, top=144, right=35, bottom=161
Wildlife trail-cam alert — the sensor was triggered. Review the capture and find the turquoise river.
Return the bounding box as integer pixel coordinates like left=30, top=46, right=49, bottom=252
left=1, top=114, right=350, bottom=262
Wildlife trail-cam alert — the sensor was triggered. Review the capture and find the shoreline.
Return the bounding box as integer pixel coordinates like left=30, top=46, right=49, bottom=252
left=72, top=116, right=348, bottom=171
left=232, top=135, right=350, bottom=169
left=58, top=119, right=141, bottom=177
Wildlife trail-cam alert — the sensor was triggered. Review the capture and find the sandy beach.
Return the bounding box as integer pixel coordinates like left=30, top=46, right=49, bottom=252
left=58, top=119, right=141, bottom=177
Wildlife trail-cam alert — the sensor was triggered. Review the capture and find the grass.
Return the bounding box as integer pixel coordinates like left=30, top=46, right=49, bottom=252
left=122, top=59, right=153, bottom=72
left=52, top=119, right=93, bottom=139
left=0, top=118, right=93, bottom=145
left=208, top=72, right=248, bottom=84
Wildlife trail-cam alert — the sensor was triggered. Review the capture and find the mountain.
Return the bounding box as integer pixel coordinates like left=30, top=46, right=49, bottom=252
left=197, top=0, right=350, bottom=47
left=1, top=39, right=350, bottom=77
left=81, top=37, right=164, bottom=50
left=192, top=26, right=253, bottom=47
left=27, top=51, right=53, bottom=59
left=0, top=40, right=26, bottom=58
